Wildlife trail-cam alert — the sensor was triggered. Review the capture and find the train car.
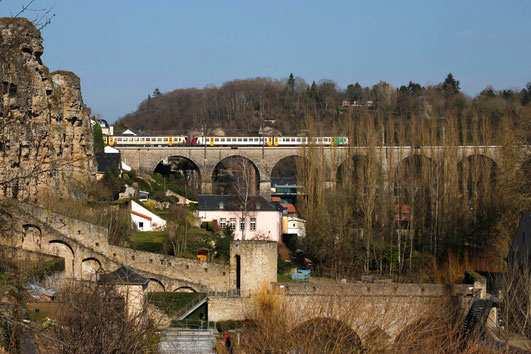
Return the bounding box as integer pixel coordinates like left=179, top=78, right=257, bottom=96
left=192, top=136, right=349, bottom=147
left=192, top=136, right=267, bottom=146
left=105, top=135, right=189, bottom=147
left=277, top=137, right=349, bottom=146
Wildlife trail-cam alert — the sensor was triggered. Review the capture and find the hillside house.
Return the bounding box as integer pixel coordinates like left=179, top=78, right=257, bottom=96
left=198, top=195, right=284, bottom=242
left=130, top=200, right=166, bottom=231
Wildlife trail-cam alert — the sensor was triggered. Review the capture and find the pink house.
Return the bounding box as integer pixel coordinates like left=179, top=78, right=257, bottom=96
left=198, top=195, right=285, bottom=242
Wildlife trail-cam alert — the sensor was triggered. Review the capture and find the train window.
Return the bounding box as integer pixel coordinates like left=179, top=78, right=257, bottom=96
left=254, top=138, right=258, bottom=141
left=238, top=138, right=242, bottom=142
left=117, top=138, right=121, bottom=141
left=140, top=138, right=145, bottom=141
left=157, top=138, right=162, bottom=141
left=215, top=138, right=219, bottom=142
left=221, top=138, right=225, bottom=142
left=298, top=138, right=302, bottom=142
left=291, top=138, right=295, bottom=142
left=243, top=138, right=248, bottom=142
left=134, top=138, right=139, bottom=141
left=164, top=138, right=168, bottom=141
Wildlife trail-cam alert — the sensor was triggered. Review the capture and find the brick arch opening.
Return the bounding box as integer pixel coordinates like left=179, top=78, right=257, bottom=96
left=153, top=155, right=202, bottom=192
left=212, top=155, right=260, bottom=195
left=290, top=317, right=362, bottom=352
left=147, top=278, right=165, bottom=292
left=173, top=286, right=197, bottom=293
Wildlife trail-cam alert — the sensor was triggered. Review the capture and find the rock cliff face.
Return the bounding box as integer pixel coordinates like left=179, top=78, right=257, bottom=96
left=0, top=18, right=95, bottom=202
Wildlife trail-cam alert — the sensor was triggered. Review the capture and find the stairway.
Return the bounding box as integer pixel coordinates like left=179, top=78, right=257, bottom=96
left=463, top=298, right=494, bottom=337
left=159, top=328, right=216, bottom=353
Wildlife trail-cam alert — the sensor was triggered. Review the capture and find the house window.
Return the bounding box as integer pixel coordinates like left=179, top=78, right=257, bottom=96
left=250, top=218, right=256, bottom=231
left=240, top=218, right=246, bottom=231
left=220, top=218, right=226, bottom=229
left=139, top=221, right=144, bottom=229
left=229, top=218, right=236, bottom=230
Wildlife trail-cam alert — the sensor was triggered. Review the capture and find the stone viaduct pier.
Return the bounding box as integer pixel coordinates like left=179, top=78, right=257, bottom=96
left=119, top=145, right=508, bottom=197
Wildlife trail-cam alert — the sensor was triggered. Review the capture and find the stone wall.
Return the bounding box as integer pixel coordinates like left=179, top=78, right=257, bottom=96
left=272, top=281, right=472, bottom=297
left=17, top=202, right=231, bottom=291
left=230, top=240, right=277, bottom=297
left=0, top=18, right=95, bottom=202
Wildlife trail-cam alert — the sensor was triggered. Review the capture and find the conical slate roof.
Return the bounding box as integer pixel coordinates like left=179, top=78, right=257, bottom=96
left=98, top=266, right=149, bottom=286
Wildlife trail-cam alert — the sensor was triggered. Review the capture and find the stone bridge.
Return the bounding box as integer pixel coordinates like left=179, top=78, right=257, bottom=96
left=209, top=281, right=477, bottom=342
left=1, top=202, right=231, bottom=293
left=118, top=145, right=511, bottom=197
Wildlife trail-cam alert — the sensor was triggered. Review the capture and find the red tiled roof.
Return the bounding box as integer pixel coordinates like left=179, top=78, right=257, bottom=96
left=280, top=203, right=297, bottom=214
left=272, top=196, right=281, bottom=202
left=131, top=210, right=152, bottom=221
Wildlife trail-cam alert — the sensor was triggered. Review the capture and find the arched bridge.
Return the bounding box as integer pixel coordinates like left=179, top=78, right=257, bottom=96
left=118, top=145, right=517, bottom=197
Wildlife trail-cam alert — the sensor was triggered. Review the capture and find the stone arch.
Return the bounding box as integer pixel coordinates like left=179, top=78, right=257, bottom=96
left=173, top=286, right=197, bottom=293
left=153, top=155, right=202, bottom=191
left=271, top=155, right=308, bottom=179
left=394, top=154, right=433, bottom=197
left=48, top=240, right=75, bottom=278
left=290, top=317, right=362, bottom=352
left=22, top=223, right=41, bottom=234
left=336, top=154, right=382, bottom=186
left=147, top=278, right=166, bottom=292
left=458, top=154, right=497, bottom=200
left=22, top=224, right=42, bottom=249
left=48, top=240, right=75, bottom=257
left=212, top=155, right=260, bottom=195
left=81, top=257, right=102, bottom=280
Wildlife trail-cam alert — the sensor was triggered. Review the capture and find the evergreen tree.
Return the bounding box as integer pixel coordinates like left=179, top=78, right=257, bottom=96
left=287, top=73, right=295, bottom=93
left=442, top=73, right=460, bottom=96
left=520, top=82, right=531, bottom=105
left=92, top=121, right=105, bottom=153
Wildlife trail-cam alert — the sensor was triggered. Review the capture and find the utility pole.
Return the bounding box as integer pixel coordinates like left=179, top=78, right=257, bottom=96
left=202, top=124, right=206, bottom=160
left=259, top=125, right=264, bottom=159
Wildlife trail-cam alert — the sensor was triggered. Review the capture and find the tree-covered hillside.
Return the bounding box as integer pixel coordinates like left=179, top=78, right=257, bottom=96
left=116, top=74, right=530, bottom=136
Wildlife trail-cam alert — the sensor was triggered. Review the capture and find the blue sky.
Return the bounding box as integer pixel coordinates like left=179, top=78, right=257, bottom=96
left=3, top=0, right=530, bottom=122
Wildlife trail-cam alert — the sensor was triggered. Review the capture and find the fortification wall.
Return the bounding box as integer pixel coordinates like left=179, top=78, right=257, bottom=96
left=18, top=203, right=231, bottom=291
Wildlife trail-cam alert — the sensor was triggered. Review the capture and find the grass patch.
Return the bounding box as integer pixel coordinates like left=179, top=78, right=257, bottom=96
left=277, top=273, right=295, bottom=282
left=28, top=309, right=48, bottom=322
left=128, top=231, right=167, bottom=254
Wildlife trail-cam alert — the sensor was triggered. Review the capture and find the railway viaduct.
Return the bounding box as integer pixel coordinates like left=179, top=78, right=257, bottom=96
left=118, top=145, right=510, bottom=197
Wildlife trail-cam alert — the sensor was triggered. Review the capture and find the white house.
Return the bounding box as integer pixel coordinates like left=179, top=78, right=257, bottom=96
left=198, top=195, right=284, bottom=242
left=287, top=217, right=306, bottom=237
left=130, top=200, right=166, bottom=231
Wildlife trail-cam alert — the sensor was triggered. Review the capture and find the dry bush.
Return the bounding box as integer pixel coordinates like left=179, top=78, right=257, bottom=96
left=39, top=281, right=158, bottom=353
left=240, top=289, right=505, bottom=353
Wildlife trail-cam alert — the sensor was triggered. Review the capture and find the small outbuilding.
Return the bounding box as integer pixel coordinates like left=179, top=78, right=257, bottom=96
left=99, top=266, right=149, bottom=318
